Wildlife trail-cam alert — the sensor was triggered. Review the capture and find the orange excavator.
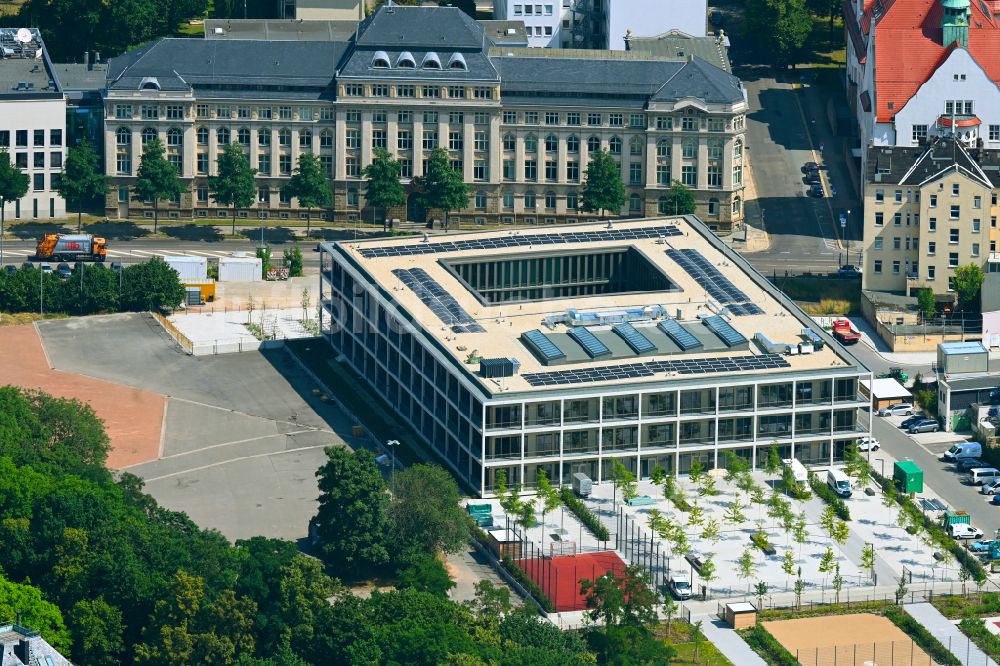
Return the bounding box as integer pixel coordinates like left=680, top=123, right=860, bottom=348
left=35, top=234, right=107, bottom=262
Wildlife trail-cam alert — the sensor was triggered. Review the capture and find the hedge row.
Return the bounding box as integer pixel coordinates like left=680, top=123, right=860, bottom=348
left=739, top=625, right=799, bottom=666
left=501, top=555, right=555, bottom=613
left=809, top=475, right=851, bottom=521
left=884, top=606, right=961, bottom=665
left=560, top=487, right=611, bottom=542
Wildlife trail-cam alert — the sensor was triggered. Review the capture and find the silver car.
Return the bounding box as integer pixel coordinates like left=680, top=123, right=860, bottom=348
left=980, top=479, right=1000, bottom=495
left=908, top=418, right=939, bottom=434
left=879, top=402, right=914, bottom=417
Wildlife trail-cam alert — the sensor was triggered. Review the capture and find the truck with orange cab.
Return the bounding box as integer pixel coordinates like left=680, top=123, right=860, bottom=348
left=35, top=234, right=107, bottom=262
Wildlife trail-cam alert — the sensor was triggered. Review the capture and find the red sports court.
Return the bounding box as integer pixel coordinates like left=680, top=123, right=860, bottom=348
left=516, top=551, right=628, bottom=612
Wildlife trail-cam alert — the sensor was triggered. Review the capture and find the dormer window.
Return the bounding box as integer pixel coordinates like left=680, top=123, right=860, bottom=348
left=139, top=77, right=161, bottom=91
left=371, top=50, right=390, bottom=68
left=422, top=52, right=442, bottom=69
left=396, top=51, right=416, bottom=68
left=447, top=53, right=467, bottom=70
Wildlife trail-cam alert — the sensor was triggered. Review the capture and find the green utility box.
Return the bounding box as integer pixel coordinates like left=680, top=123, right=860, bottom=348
left=893, top=461, right=924, bottom=494
left=943, top=510, right=971, bottom=527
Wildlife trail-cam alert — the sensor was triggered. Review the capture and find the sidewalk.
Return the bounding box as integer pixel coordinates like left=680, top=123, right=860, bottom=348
left=903, top=602, right=999, bottom=666
left=729, top=147, right=771, bottom=253
left=698, top=615, right=767, bottom=666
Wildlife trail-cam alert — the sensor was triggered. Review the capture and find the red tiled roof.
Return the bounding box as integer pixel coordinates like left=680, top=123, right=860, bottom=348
left=873, top=0, right=1000, bottom=123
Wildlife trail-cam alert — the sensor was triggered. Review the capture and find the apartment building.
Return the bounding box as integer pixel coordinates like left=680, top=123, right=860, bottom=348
left=103, top=3, right=748, bottom=231
left=861, top=137, right=1000, bottom=298
left=0, top=28, right=67, bottom=221
left=321, top=216, right=870, bottom=495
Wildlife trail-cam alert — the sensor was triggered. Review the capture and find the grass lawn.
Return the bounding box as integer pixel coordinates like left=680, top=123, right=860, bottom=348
left=773, top=277, right=861, bottom=315
left=653, top=621, right=734, bottom=666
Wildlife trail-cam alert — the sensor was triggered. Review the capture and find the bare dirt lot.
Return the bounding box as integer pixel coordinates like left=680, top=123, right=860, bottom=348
left=0, top=321, right=164, bottom=468
left=762, top=614, right=933, bottom=666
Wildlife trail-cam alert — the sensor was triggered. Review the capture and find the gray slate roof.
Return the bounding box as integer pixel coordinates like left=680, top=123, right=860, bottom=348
left=354, top=4, right=485, bottom=50
left=866, top=137, right=1000, bottom=188
left=628, top=29, right=732, bottom=73
left=204, top=18, right=359, bottom=41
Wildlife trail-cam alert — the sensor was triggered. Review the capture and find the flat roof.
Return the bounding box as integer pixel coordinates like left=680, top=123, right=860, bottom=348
left=861, top=378, right=912, bottom=399
left=0, top=28, right=61, bottom=98
left=940, top=341, right=987, bottom=354
left=330, top=217, right=867, bottom=397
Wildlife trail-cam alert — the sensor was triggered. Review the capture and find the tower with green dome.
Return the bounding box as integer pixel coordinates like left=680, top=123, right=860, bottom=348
left=942, top=0, right=971, bottom=47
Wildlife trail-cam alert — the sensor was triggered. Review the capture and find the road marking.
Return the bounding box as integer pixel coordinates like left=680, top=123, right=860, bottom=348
left=158, top=428, right=332, bottom=461
left=130, top=250, right=159, bottom=257
left=139, top=443, right=331, bottom=482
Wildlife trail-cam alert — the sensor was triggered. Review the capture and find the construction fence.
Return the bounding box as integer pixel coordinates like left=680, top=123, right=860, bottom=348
left=795, top=636, right=993, bottom=666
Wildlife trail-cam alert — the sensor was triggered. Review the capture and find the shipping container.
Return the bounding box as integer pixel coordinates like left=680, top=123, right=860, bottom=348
left=938, top=342, right=988, bottom=375
left=893, top=460, right=924, bottom=494
left=164, top=255, right=208, bottom=280
left=218, top=256, right=262, bottom=282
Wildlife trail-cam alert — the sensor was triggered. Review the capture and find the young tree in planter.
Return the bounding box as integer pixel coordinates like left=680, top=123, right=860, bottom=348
left=861, top=543, right=876, bottom=582
left=534, top=468, right=561, bottom=552
left=414, top=148, right=468, bottom=231
left=817, top=546, right=835, bottom=587
left=737, top=546, right=756, bottom=585
left=581, top=149, right=625, bottom=219
left=361, top=148, right=405, bottom=232
left=282, top=153, right=331, bottom=236
left=724, top=497, right=747, bottom=527
left=794, top=571, right=806, bottom=609
left=57, top=141, right=107, bottom=232
left=134, top=138, right=184, bottom=235
left=0, top=149, right=28, bottom=265
left=697, top=471, right=717, bottom=497
left=754, top=581, right=769, bottom=611
left=698, top=555, right=717, bottom=598
left=781, top=550, right=796, bottom=589
left=832, top=563, right=844, bottom=604
left=701, top=518, right=721, bottom=545
left=764, top=443, right=782, bottom=477
left=688, top=458, right=705, bottom=485
left=210, top=142, right=257, bottom=236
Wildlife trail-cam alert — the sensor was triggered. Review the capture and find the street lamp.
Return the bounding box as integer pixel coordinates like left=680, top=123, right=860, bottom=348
left=386, top=439, right=400, bottom=490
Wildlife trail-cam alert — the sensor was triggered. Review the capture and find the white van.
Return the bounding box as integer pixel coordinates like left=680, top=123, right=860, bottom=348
left=942, top=442, right=983, bottom=461
left=783, top=458, right=808, bottom=484
left=827, top=469, right=853, bottom=497
left=965, top=468, right=1000, bottom=485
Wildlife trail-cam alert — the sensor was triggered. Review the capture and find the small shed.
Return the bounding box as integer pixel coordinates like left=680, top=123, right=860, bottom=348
left=894, top=460, right=924, bottom=494
left=860, top=378, right=912, bottom=411
left=218, top=255, right=262, bottom=282
left=938, top=342, right=988, bottom=375
left=164, top=255, right=208, bottom=280
left=485, top=528, right=522, bottom=559
left=724, top=602, right=757, bottom=629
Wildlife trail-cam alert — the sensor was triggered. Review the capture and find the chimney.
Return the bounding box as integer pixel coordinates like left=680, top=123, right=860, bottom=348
left=83, top=50, right=89, bottom=69
left=94, top=51, right=100, bottom=65
left=941, top=0, right=971, bottom=47
left=13, top=639, right=29, bottom=664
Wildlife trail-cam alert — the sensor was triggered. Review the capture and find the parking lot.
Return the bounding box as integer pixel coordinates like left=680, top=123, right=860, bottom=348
left=36, top=314, right=366, bottom=542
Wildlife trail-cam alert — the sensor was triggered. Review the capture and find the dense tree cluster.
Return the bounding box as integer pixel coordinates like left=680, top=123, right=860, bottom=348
left=0, top=257, right=185, bottom=315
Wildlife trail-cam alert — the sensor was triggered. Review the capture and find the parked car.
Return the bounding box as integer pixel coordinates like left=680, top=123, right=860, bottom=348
left=981, top=480, right=1000, bottom=495
left=56, top=263, right=72, bottom=278
left=879, top=402, right=914, bottom=417
left=965, top=468, right=1000, bottom=485
left=908, top=418, right=940, bottom=434
left=900, top=414, right=926, bottom=430
left=110, top=261, right=122, bottom=272
left=991, top=495, right=1000, bottom=506
left=956, top=458, right=987, bottom=471
left=3, top=265, right=16, bottom=275
left=805, top=170, right=821, bottom=184
left=949, top=523, right=984, bottom=539
left=837, top=264, right=862, bottom=278
left=943, top=442, right=982, bottom=460
left=809, top=183, right=825, bottom=197
left=971, top=539, right=998, bottom=551
left=667, top=574, right=692, bottom=600
left=802, top=161, right=819, bottom=172
left=856, top=436, right=880, bottom=451
left=39, top=263, right=52, bottom=274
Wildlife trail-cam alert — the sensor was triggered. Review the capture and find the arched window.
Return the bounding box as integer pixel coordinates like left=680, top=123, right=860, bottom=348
left=237, top=128, right=251, bottom=146
left=116, top=128, right=131, bottom=146
left=524, top=134, right=537, bottom=152
left=320, top=129, right=333, bottom=148
left=609, top=136, right=622, bottom=155
left=567, top=135, right=579, bottom=153
left=139, top=77, right=160, bottom=91
left=658, top=196, right=669, bottom=215
left=587, top=136, right=601, bottom=152
left=196, top=127, right=209, bottom=145
left=733, top=138, right=743, bottom=159
left=371, top=50, right=391, bottom=68
left=396, top=52, right=416, bottom=68
left=217, top=127, right=230, bottom=145
left=166, top=127, right=183, bottom=147
left=629, top=136, right=643, bottom=156
left=708, top=197, right=719, bottom=215
left=545, top=134, right=558, bottom=152
left=447, top=53, right=467, bottom=70
left=503, top=133, right=516, bottom=151
left=657, top=139, right=671, bottom=160
left=629, top=193, right=642, bottom=213
left=524, top=190, right=536, bottom=209
left=141, top=127, right=157, bottom=145
left=545, top=191, right=557, bottom=209
left=279, top=128, right=291, bottom=147
left=299, top=128, right=313, bottom=147
left=421, top=52, right=442, bottom=69
left=732, top=196, right=741, bottom=214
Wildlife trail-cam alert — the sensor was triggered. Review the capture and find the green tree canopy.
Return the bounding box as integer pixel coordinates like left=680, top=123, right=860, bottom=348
left=57, top=141, right=107, bottom=232
left=0, top=575, right=71, bottom=653
left=134, top=138, right=184, bottom=234
left=917, top=287, right=935, bottom=320
left=363, top=148, right=407, bottom=231
left=282, top=153, right=331, bottom=236
left=120, top=257, right=185, bottom=312
left=69, top=597, right=125, bottom=666
left=210, top=142, right=258, bottom=236
left=313, top=447, right=391, bottom=579
left=414, top=148, right=469, bottom=231
left=390, top=463, right=469, bottom=554
left=661, top=180, right=697, bottom=216
left=745, top=0, right=812, bottom=62
left=954, top=263, right=985, bottom=312
left=0, top=148, right=29, bottom=261
left=581, top=149, right=626, bottom=218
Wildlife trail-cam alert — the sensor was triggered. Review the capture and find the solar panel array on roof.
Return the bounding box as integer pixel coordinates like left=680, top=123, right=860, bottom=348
left=658, top=318, right=702, bottom=350
left=567, top=327, right=611, bottom=358
left=703, top=315, right=747, bottom=347
left=522, top=354, right=790, bottom=386
left=613, top=323, right=657, bottom=354
left=392, top=268, right=485, bottom=333
left=522, top=329, right=566, bottom=362
left=666, top=248, right=762, bottom=316
left=358, top=225, right=682, bottom=258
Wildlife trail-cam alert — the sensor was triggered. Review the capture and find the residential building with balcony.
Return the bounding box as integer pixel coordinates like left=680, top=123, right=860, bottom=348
left=102, top=3, right=748, bottom=231
left=319, top=215, right=871, bottom=496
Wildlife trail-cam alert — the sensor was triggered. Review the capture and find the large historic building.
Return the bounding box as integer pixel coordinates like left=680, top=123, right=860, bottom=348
left=102, top=3, right=748, bottom=231
left=320, top=216, right=871, bottom=495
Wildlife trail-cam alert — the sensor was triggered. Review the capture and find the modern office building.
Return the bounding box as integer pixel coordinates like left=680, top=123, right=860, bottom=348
left=102, top=3, right=747, bottom=231
left=0, top=28, right=67, bottom=221
left=319, top=216, right=871, bottom=496
left=860, top=136, right=1000, bottom=299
